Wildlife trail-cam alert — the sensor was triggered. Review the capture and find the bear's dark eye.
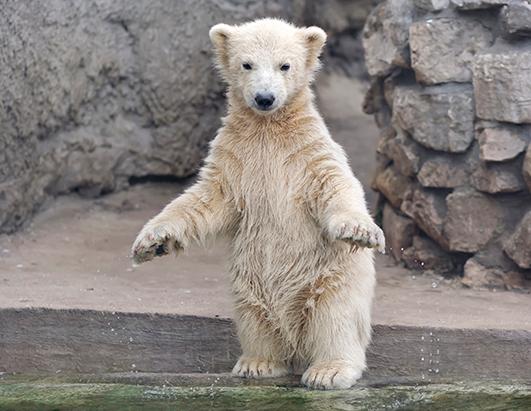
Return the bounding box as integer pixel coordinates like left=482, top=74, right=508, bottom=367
left=280, top=63, right=290, bottom=71
left=242, top=63, right=252, bottom=70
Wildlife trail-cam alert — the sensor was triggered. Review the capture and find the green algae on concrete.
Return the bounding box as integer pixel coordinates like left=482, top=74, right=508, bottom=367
left=0, top=381, right=530, bottom=411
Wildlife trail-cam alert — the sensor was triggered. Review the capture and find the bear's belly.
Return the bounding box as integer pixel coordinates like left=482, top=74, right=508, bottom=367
left=229, top=198, right=346, bottom=299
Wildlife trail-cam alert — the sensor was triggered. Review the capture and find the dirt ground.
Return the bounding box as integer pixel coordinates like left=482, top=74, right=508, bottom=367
left=1, top=73, right=530, bottom=331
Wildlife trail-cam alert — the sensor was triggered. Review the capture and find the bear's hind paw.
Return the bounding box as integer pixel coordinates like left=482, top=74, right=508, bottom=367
left=232, top=357, right=289, bottom=379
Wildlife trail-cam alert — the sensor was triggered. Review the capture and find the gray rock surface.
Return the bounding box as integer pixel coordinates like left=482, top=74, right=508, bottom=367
left=417, top=157, right=469, bottom=188
left=450, top=0, right=507, bottom=9
left=373, top=166, right=411, bottom=208
left=402, top=235, right=456, bottom=272
left=413, top=0, right=450, bottom=11
left=0, top=0, right=305, bottom=233
left=504, top=210, right=531, bottom=269
left=444, top=188, right=501, bottom=252
left=501, top=1, right=531, bottom=37
left=462, top=258, right=526, bottom=290
left=382, top=203, right=416, bottom=260
left=410, top=16, right=493, bottom=84
left=362, top=0, right=415, bottom=77
left=524, top=146, right=531, bottom=192
left=477, top=127, right=528, bottom=162
left=381, top=129, right=422, bottom=176
left=473, top=46, right=531, bottom=124
left=393, top=84, right=475, bottom=152
left=401, top=186, right=449, bottom=248
left=471, top=161, right=527, bottom=193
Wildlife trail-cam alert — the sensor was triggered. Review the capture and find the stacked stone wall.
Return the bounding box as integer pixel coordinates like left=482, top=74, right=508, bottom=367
left=363, top=0, right=531, bottom=288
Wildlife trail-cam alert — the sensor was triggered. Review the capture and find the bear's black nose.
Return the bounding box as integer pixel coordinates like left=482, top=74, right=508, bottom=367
left=254, top=93, right=275, bottom=110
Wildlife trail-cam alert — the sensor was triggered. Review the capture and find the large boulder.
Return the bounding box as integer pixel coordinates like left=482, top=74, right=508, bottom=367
left=473, top=45, right=531, bottom=124
left=409, top=16, right=494, bottom=85
left=393, top=84, right=475, bottom=152
left=0, top=0, right=300, bottom=233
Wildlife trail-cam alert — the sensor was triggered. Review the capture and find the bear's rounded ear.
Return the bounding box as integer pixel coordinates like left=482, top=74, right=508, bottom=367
left=209, top=23, right=234, bottom=49
left=300, top=26, right=327, bottom=72
left=209, top=23, right=235, bottom=75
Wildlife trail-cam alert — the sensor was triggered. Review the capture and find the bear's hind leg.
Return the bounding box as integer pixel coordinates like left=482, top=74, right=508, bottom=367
left=232, top=304, right=290, bottom=379
left=301, top=253, right=375, bottom=390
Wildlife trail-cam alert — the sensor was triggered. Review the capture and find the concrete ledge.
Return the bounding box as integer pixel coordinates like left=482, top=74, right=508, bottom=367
left=1, top=308, right=529, bottom=383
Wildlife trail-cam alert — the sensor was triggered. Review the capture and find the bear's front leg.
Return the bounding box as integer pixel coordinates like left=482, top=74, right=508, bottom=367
left=132, top=170, right=233, bottom=264
left=328, top=212, right=385, bottom=253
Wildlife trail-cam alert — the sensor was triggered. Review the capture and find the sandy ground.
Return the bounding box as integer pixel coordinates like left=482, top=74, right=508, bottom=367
left=1, top=74, right=529, bottom=331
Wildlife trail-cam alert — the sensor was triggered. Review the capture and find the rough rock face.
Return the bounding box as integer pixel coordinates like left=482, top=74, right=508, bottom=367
left=524, top=146, right=531, bottom=191
left=382, top=203, right=416, bottom=260
left=402, top=235, right=457, bottom=272
left=409, top=16, right=493, bottom=84
left=477, top=127, right=527, bottom=162
left=362, top=0, right=415, bottom=77
left=462, top=258, right=526, bottom=290
left=473, top=46, right=531, bottom=123
left=471, top=161, right=526, bottom=193
left=501, top=1, right=531, bottom=36
left=504, top=211, right=531, bottom=269
left=444, top=189, right=501, bottom=252
left=401, top=186, right=448, bottom=248
left=450, top=0, right=506, bottom=10
left=393, top=84, right=475, bottom=152
left=365, top=0, right=531, bottom=288
left=1, top=1, right=307, bottom=232
left=417, top=157, right=470, bottom=188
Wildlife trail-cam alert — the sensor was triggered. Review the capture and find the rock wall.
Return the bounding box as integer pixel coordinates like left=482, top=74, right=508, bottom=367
left=363, top=0, right=531, bottom=289
left=0, top=0, right=378, bottom=234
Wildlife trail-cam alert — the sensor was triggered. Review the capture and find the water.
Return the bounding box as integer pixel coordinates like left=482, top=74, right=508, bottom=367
left=0, top=382, right=530, bottom=411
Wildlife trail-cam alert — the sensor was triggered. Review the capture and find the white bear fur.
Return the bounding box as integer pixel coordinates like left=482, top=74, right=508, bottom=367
left=132, top=18, right=384, bottom=390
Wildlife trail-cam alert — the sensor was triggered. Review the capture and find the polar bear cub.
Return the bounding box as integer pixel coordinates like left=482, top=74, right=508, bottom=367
left=132, top=18, right=384, bottom=390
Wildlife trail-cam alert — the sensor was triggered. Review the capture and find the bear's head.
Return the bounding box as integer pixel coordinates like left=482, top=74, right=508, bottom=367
left=209, top=18, right=326, bottom=115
